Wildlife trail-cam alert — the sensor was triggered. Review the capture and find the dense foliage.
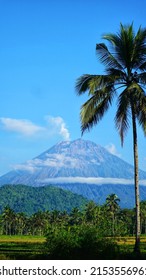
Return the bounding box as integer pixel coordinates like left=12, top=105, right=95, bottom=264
left=0, top=184, right=88, bottom=215
left=45, top=225, right=119, bottom=259
left=1, top=197, right=146, bottom=237
left=1, top=194, right=146, bottom=258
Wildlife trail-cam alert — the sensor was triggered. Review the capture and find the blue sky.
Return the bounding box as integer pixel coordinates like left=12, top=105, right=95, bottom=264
left=0, top=0, right=146, bottom=175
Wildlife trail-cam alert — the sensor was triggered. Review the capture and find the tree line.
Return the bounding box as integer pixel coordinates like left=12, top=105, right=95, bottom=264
left=1, top=194, right=146, bottom=237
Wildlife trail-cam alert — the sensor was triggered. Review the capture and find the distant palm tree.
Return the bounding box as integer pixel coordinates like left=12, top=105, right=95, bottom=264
left=76, top=23, right=146, bottom=253
left=69, top=207, right=83, bottom=225
left=16, top=212, right=27, bottom=235
left=106, top=194, right=120, bottom=212
left=84, top=201, right=98, bottom=225
left=140, top=201, right=146, bottom=234
left=105, top=194, right=120, bottom=235
left=2, top=206, right=16, bottom=235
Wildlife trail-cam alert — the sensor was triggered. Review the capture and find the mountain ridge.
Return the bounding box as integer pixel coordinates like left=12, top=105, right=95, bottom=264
left=0, top=138, right=146, bottom=187
left=0, top=138, right=146, bottom=208
left=0, top=184, right=88, bottom=215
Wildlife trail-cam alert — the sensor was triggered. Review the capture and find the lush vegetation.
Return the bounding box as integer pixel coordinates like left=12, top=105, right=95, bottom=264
left=1, top=195, right=146, bottom=259
left=0, top=195, right=135, bottom=236
left=1, top=234, right=146, bottom=260
left=0, top=184, right=88, bottom=215
left=0, top=235, right=46, bottom=260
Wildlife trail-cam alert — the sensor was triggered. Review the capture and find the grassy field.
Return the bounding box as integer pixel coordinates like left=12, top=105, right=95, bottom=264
left=1, top=235, right=146, bottom=259
left=0, top=235, right=46, bottom=260
left=0, top=235, right=46, bottom=243
left=117, top=235, right=146, bottom=245
left=114, top=236, right=146, bottom=259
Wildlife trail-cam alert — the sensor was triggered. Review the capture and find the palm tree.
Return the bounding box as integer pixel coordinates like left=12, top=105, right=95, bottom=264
left=84, top=201, right=98, bottom=225
left=76, top=23, right=146, bottom=253
left=106, top=194, right=120, bottom=211
left=140, top=201, right=146, bottom=234
left=105, top=194, right=120, bottom=236
left=69, top=207, right=83, bottom=225
left=2, top=206, right=16, bottom=235
left=30, top=211, right=47, bottom=236
left=119, top=208, right=135, bottom=235
left=15, top=212, right=27, bottom=235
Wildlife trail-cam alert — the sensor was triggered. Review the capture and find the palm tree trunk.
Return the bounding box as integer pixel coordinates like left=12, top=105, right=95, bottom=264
left=112, top=213, right=115, bottom=236
left=132, top=109, right=140, bottom=253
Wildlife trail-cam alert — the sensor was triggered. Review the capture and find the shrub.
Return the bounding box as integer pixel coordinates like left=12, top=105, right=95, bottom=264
left=45, top=225, right=120, bottom=259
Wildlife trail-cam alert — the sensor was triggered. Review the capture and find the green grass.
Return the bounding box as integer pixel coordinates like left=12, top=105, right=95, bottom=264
left=0, top=235, right=45, bottom=243
left=116, top=235, right=146, bottom=245
left=1, top=235, right=146, bottom=260
left=114, top=236, right=146, bottom=259
left=0, top=235, right=46, bottom=260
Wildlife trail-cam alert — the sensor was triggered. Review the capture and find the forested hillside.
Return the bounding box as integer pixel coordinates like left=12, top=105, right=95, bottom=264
left=0, top=184, right=88, bottom=215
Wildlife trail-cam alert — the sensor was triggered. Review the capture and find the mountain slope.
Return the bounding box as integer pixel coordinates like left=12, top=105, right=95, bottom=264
left=0, top=139, right=146, bottom=209
left=0, top=139, right=146, bottom=187
left=56, top=183, right=146, bottom=208
left=0, top=184, right=88, bottom=215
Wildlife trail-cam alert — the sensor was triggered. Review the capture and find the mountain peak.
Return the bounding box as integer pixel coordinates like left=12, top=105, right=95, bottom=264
left=0, top=138, right=146, bottom=187
left=44, top=138, right=104, bottom=158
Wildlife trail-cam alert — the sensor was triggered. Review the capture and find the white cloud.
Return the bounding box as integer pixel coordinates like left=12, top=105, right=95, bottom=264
left=45, top=154, right=78, bottom=168
left=138, top=180, right=146, bottom=186
left=37, top=176, right=146, bottom=186
left=37, top=176, right=136, bottom=185
left=46, top=116, right=70, bottom=141
left=105, top=143, right=121, bottom=157
left=0, top=118, right=45, bottom=136
left=13, top=154, right=78, bottom=172
left=0, top=115, right=71, bottom=140
left=13, top=162, right=39, bottom=173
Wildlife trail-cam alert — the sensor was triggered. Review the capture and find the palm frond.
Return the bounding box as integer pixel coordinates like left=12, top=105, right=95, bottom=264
left=103, top=24, right=146, bottom=72
left=139, top=72, right=146, bottom=85
left=132, top=31, right=146, bottom=69
left=88, top=75, right=116, bottom=93
left=102, top=24, right=135, bottom=71
left=76, top=74, right=116, bottom=96
left=75, top=74, right=97, bottom=95
left=96, top=43, right=123, bottom=70
left=139, top=62, right=146, bottom=71
left=80, top=86, right=115, bottom=134
left=128, top=81, right=144, bottom=93
left=115, top=89, right=131, bottom=145
left=76, top=22, right=146, bottom=143
left=106, top=68, right=127, bottom=84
